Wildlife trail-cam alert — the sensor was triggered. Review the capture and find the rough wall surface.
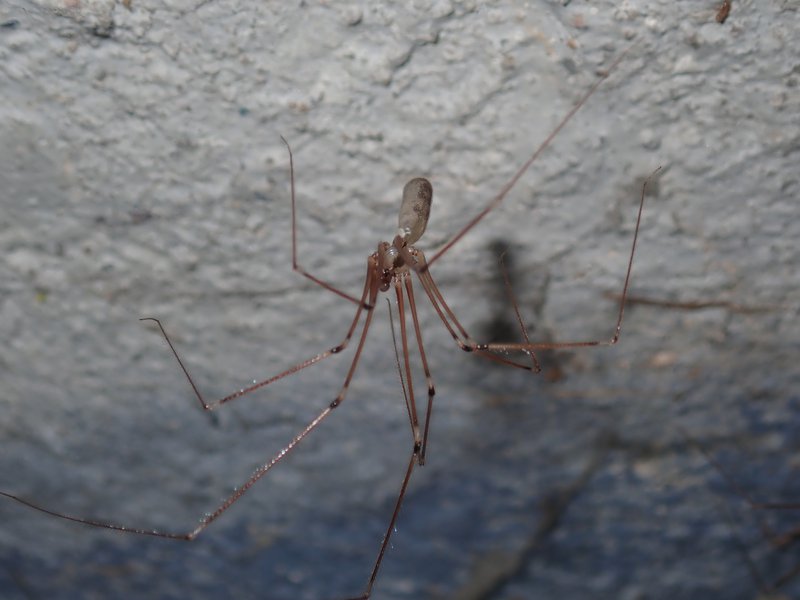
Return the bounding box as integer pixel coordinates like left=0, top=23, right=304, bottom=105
left=1, top=1, right=798, bottom=599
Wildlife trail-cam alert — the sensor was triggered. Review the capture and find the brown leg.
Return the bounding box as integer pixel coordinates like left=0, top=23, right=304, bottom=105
left=281, top=136, right=362, bottom=306
left=0, top=263, right=384, bottom=543
left=141, top=258, right=377, bottom=411
left=414, top=168, right=658, bottom=360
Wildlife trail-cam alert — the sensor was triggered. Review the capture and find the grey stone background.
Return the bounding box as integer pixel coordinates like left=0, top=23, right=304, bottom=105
left=1, top=1, right=798, bottom=599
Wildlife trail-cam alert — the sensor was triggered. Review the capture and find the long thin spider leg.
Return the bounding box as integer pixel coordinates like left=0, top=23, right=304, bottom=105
left=344, top=278, right=428, bottom=599
left=0, top=402, right=334, bottom=541
left=424, top=48, right=631, bottom=271
left=484, top=166, right=656, bottom=353
left=399, top=241, right=534, bottom=371
left=0, top=267, right=383, bottom=542
left=498, top=250, right=541, bottom=373
left=393, top=276, right=420, bottom=436
left=281, top=135, right=361, bottom=306
left=330, top=259, right=382, bottom=409
left=140, top=258, right=377, bottom=411
left=403, top=276, right=437, bottom=465
left=416, top=167, right=657, bottom=357
left=386, top=298, right=415, bottom=437
left=349, top=444, right=420, bottom=600
left=413, top=258, right=536, bottom=371
left=0, top=490, right=187, bottom=539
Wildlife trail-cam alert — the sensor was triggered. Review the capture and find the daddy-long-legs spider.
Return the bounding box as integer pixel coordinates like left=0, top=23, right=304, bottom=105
left=1, top=49, right=653, bottom=599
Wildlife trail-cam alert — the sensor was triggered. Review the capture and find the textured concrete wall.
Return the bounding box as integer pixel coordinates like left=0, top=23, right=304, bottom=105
left=1, top=1, right=798, bottom=599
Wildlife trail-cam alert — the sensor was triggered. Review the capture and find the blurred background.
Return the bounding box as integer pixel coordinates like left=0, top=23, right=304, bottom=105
left=1, top=1, right=798, bottom=598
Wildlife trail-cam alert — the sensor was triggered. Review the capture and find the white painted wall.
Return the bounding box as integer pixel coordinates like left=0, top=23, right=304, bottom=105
left=1, top=1, right=798, bottom=598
